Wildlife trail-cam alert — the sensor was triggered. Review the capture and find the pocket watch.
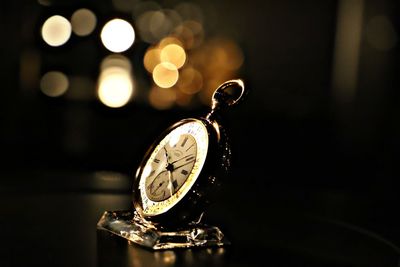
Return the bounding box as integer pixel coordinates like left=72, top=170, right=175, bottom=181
left=132, top=79, right=246, bottom=227
left=97, top=79, right=247, bottom=249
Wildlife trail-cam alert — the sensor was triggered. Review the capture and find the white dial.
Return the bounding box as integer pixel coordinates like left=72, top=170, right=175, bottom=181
left=138, top=119, right=208, bottom=216
left=145, top=134, right=197, bottom=202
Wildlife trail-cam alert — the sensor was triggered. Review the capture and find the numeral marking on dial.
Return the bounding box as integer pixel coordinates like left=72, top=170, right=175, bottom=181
left=172, top=179, right=178, bottom=189
left=154, top=158, right=160, bottom=163
left=181, top=136, right=188, bottom=147
left=185, top=156, right=195, bottom=162
left=181, top=169, right=189, bottom=175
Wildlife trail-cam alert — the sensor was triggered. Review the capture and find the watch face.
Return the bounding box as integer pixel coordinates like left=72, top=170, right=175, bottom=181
left=137, top=119, right=209, bottom=217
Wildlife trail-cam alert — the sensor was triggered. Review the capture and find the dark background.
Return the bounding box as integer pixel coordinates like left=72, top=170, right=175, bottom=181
left=1, top=0, right=400, bottom=266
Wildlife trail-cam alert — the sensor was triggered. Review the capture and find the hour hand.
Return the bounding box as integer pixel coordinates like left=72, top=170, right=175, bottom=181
left=163, top=147, right=169, bottom=163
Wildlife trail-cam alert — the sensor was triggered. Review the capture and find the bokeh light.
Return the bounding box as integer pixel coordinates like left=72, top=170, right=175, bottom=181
left=152, top=62, right=179, bottom=88
left=97, top=55, right=134, bottom=108
left=41, top=15, right=72, bottom=47
left=40, top=71, right=69, bottom=97
left=34, top=0, right=245, bottom=111
left=159, top=36, right=184, bottom=48
left=101, top=18, right=135, bottom=53
left=149, top=11, right=173, bottom=40
left=100, top=54, right=132, bottom=71
left=176, top=66, right=203, bottom=95
left=98, top=69, right=133, bottom=108
left=71, top=8, right=97, bottom=37
left=134, top=1, right=243, bottom=109
left=160, top=44, right=186, bottom=69
left=173, top=20, right=204, bottom=49
left=143, top=46, right=161, bottom=73
left=205, top=38, right=244, bottom=73
left=175, top=90, right=193, bottom=107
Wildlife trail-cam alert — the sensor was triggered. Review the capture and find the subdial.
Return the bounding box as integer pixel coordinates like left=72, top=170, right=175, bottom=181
left=146, top=171, right=171, bottom=201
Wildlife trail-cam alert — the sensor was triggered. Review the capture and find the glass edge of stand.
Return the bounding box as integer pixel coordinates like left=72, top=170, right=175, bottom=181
left=97, top=210, right=231, bottom=250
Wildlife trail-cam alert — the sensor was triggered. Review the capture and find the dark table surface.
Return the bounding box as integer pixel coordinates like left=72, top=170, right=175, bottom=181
left=1, top=169, right=400, bottom=267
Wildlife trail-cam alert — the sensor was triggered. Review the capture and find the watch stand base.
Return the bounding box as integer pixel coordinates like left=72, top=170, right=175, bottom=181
left=97, top=210, right=230, bottom=250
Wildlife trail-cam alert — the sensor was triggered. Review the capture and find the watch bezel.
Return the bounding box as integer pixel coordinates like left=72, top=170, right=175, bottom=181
left=132, top=117, right=230, bottom=226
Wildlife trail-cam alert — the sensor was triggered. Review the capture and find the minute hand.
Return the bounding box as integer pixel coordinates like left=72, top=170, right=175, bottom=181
left=172, top=159, right=195, bottom=171
left=170, top=154, right=195, bottom=165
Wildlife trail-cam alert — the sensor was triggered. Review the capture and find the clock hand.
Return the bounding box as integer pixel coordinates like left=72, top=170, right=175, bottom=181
left=172, top=159, right=195, bottom=171
left=154, top=169, right=168, bottom=177
left=169, top=154, right=195, bottom=165
left=150, top=179, right=165, bottom=194
left=148, top=170, right=168, bottom=192
left=163, top=147, right=170, bottom=164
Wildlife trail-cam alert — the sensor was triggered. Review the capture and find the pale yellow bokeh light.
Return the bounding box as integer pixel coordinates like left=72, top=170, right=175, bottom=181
left=40, top=71, right=69, bottom=97
left=148, top=86, right=176, bottom=110
left=71, top=8, right=97, bottom=36
left=101, top=54, right=132, bottom=72
left=41, top=15, right=72, bottom=47
left=97, top=67, right=134, bottom=108
left=101, top=18, right=135, bottom=53
left=152, top=62, right=179, bottom=88
left=160, top=44, right=186, bottom=69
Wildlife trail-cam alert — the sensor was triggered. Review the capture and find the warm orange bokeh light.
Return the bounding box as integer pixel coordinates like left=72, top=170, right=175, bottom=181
left=143, top=46, right=161, bottom=73
left=177, top=66, right=203, bottom=95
